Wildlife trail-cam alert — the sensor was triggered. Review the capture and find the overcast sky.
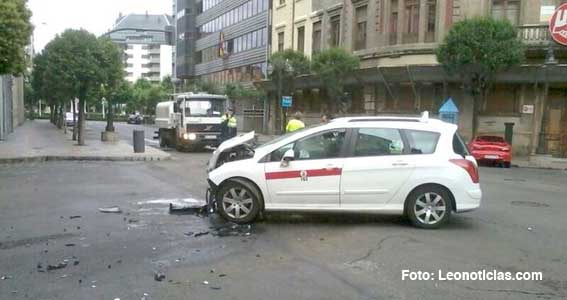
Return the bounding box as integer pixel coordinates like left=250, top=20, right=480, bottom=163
left=28, top=0, right=172, bottom=52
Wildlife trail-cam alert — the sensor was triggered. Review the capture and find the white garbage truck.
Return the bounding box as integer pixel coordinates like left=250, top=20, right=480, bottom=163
left=155, top=92, right=229, bottom=151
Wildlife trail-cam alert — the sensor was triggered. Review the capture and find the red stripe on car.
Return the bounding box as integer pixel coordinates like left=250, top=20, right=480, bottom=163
left=265, top=168, right=342, bottom=180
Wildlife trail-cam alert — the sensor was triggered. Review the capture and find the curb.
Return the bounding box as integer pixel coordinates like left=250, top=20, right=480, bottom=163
left=0, top=155, right=171, bottom=164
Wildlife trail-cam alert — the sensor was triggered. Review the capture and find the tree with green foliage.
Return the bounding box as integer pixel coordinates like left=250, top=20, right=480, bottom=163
left=436, top=17, right=524, bottom=139
left=0, top=0, right=32, bottom=75
left=32, top=29, right=125, bottom=145
left=311, top=48, right=360, bottom=114
left=268, top=49, right=310, bottom=132
left=97, top=37, right=125, bottom=133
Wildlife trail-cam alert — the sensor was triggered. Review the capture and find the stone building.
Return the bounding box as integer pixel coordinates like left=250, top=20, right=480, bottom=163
left=261, top=0, right=567, bottom=157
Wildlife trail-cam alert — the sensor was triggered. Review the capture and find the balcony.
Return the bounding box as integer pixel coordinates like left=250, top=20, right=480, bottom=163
left=518, top=24, right=550, bottom=47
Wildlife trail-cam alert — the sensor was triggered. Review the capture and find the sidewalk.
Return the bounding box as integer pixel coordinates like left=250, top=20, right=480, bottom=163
left=0, top=120, right=170, bottom=163
left=513, top=155, right=567, bottom=170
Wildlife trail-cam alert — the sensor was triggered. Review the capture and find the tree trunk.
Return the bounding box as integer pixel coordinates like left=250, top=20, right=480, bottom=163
left=105, top=100, right=115, bottom=132
left=78, top=99, right=85, bottom=145
left=471, top=94, right=480, bottom=142
left=50, top=104, right=55, bottom=124
left=72, top=100, right=77, bottom=141
left=57, top=104, right=63, bottom=129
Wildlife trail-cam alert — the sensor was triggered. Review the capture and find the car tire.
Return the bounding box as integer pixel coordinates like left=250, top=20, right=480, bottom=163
left=217, top=180, right=261, bottom=224
left=503, top=162, right=511, bottom=168
left=406, top=185, right=452, bottom=229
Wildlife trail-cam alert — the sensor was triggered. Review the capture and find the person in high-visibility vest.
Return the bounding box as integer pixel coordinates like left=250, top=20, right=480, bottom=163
left=227, top=110, right=237, bottom=138
left=286, top=112, right=305, bottom=132
left=221, top=109, right=238, bottom=138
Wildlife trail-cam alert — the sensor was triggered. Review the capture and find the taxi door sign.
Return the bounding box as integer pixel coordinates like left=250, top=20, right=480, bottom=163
left=550, top=3, right=567, bottom=46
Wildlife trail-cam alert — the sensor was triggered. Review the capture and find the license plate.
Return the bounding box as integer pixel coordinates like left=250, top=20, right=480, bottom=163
left=205, top=135, right=217, bottom=139
left=485, top=155, right=499, bottom=159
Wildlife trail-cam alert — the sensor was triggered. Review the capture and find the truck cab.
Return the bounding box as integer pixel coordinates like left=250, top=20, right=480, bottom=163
left=155, top=92, right=228, bottom=151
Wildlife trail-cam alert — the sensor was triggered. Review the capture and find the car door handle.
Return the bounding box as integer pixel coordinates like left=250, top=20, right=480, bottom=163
left=392, top=162, right=409, bottom=166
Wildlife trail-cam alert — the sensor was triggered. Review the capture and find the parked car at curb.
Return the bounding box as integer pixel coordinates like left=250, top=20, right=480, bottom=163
left=65, top=112, right=75, bottom=127
left=468, top=135, right=511, bottom=168
left=127, top=113, right=144, bottom=124
left=206, top=113, right=482, bottom=229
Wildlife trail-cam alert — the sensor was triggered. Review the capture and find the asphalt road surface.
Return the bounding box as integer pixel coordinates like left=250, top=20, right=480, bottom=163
left=0, top=156, right=566, bottom=299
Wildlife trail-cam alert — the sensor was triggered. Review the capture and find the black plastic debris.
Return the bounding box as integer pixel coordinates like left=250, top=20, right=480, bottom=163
left=218, top=274, right=227, bottom=277
left=98, top=206, right=122, bottom=213
left=154, top=271, right=166, bottom=282
left=1, top=275, right=13, bottom=280
left=73, top=261, right=80, bottom=266
left=193, top=231, right=209, bottom=237
left=183, top=232, right=194, bottom=237
left=212, top=223, right=254, bottom=237
left=210, top=286, right=222, bottom=290
left=47, top=262, right=68, bottom=271
left=69, top=216, right=82, bottom=219
left=65, top=243, right=76, bottom=247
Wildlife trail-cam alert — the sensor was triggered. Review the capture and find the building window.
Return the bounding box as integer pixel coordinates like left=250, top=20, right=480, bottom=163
left=330, top=15, right=341, bottom=47
left=297, top=26, right=305, bottom=53
left=278, top=31, right=285, bottom=51
left=492, top=0, right=520, bottom=26
left=403, top=0, right=419, bottom=44
left=312, top=21, right=322, bottom=54
left=390, top=0, right=398, bottom=45
left=426, top=0, right=436, bottom=42
left=354, top=5, right=367, bottom=50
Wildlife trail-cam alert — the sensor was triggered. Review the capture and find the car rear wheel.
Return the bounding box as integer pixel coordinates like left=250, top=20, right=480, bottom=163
left=217, top=180, right=261, bottom=224
left=406, top=186, right=452, bottom=229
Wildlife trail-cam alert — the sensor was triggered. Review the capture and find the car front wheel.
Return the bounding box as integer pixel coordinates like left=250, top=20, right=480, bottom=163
left=217, top=180, right=261, bottom=224
left=406, top=186, right=452, bottom=229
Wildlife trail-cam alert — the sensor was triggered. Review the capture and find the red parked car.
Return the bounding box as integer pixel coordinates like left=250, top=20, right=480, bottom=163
left=469, top=136, right=512, bottom=168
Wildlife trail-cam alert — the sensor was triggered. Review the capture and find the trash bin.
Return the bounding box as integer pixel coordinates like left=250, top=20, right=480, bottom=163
left=133, top=130, right=145, bottom=153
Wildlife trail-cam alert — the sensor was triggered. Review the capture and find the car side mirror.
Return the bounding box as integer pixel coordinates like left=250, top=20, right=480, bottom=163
left=280, top=149, right=295, bottom=167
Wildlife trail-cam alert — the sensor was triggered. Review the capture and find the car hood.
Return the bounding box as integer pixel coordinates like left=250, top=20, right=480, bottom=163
left=207, top=131, right=255, bottom=172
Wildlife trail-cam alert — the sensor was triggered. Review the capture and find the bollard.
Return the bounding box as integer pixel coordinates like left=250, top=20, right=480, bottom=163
left=133, top=130, right=145, bottom=153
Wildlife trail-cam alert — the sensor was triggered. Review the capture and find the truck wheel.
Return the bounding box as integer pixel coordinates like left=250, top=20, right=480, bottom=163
left=217, top=180, right=261, bottom=224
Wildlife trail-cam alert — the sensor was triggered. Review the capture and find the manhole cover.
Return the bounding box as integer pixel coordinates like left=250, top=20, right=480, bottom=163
left=510, top=201, right=549, bottom=208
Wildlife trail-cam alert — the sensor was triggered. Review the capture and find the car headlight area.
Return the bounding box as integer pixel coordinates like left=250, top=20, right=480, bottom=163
left=183, top=133, right=197, bottom=140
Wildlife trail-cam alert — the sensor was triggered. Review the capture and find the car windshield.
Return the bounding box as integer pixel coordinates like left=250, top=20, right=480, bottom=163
left=477, top=136, right=505, bottom=143
left=254, top=123, right=327, bottom=150
left=184, top=99, right=225, bottom=117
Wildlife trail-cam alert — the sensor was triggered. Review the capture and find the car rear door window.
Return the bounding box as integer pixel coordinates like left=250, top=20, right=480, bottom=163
left=405, top=130, right=440, bottom=154
left=453, top=133, right=470, bottom=156
left=353, top=128, right=405, bottom=157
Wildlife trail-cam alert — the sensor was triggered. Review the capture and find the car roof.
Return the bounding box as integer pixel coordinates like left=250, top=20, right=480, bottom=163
left=330, top=115, right=456, bottom=133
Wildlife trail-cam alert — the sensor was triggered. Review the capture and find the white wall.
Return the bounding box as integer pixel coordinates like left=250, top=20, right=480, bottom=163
left=160, top=45, right=173, bottom=80
left=125, top=44, right=150, bottom=83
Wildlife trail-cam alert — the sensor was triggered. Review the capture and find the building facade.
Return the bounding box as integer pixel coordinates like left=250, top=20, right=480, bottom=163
left=264, top=0, right=567, bottom=158
left=175, top=0, right=270, bottom=84
left=0, top=75, right=25, bottom=140
left=104, top=13, right=174, bottom=83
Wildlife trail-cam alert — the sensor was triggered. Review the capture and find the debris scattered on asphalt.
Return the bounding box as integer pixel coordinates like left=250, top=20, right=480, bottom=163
left=91, top=285, right=96, bottom=288
left=218, top=274, right=227, bottom=277
left=1, top=275, right=13, bottom=280
left=210, top=269, right=215, bottom=273
left=74, top=260, right=80, bottom=266
left=65, top=243, right=76, bottom=247
left=60, top=274, right=68, bottom=279
left=154, top=271, right=166, bottom=282
left=69, top=216, right=82, bottom=219
left=203, top=280, right=209, bottom=285
left=210, top=286, right=222, bottom=290
left=183, top=232, right=194, bottom=237
left=128, top=218, right=139, bottom=224
left=98, top=206, right=122, bottom=213
left=211, top=223, right=254, bottom=237
left=527, top=227, right=533, bottom=231
left=108, top=265, right=112, bottom=269
left=194, top=231, right=209, bottom=237
left=47, top=262, right=68, bottom=271
left=141, top=292, right=149, bottom=300
left=169, top=198, right=207, bottom=215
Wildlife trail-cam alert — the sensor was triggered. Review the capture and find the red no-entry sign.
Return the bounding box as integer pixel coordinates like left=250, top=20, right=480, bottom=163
left=549, top=3, right=567, bottom=46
